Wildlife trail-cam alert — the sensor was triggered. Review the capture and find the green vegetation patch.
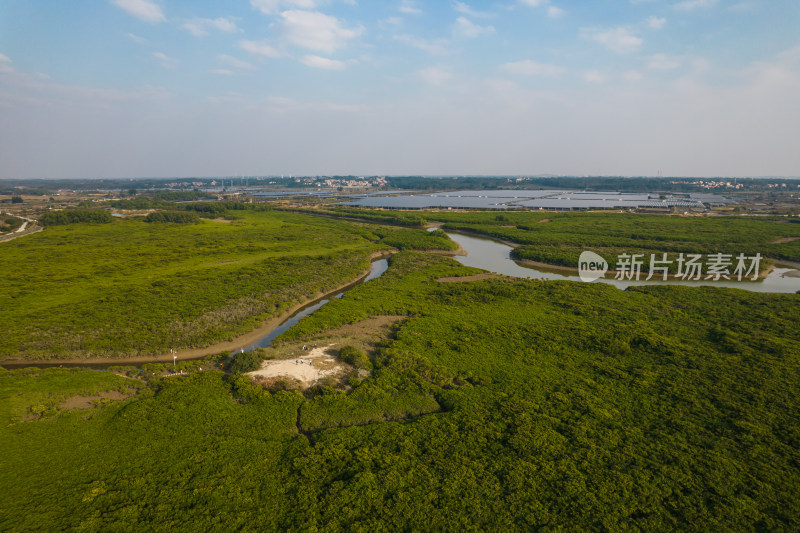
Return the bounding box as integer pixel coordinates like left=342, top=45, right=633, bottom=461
left=39, top=208, right=113, bottom=226
left=2, top=216, right=799, bottom=530
left=2, top=252, right=798, bottom=530
left=1, top=210, right=385, bottom=359
left=428, top=211, right=800, bottom=265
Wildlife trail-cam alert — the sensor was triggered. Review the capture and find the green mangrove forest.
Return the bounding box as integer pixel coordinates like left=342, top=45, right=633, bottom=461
left=1, top=206, right=799, bottom=531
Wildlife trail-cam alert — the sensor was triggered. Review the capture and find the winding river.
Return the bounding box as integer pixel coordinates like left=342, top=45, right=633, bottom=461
left=5, top=230, right=798, bottom=370
left=239, top=258, right=389, bottom=352
left=444, top=230, right=800, bottom=294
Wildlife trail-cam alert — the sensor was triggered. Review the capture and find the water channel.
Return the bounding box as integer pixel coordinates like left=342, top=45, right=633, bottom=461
left=444, top=230, right=800, bottom=294
left=239, top=258, right=389, bottom=352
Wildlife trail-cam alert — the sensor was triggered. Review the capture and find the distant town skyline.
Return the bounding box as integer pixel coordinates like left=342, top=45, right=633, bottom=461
left=1, top=0, right=799, bottom=179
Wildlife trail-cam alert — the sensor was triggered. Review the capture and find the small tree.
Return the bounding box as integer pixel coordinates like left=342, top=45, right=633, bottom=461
left=227, top=351, right=263, bottom=374
left=11, top=196, right=23, bottom=204
left=338, top=346, right=371, bottom=369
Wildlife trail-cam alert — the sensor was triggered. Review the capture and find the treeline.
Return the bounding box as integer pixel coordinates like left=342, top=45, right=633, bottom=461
left=290, top=207, right=427, bottom=226
left=107, top=190, right=212, bottom=209
left=107, top=198, right=272, bottom=218
left=144, top=211, right=200, bottom=224
left=39, top=209, right=113, bottom=226
left=0, top=187, right=49, bottom=196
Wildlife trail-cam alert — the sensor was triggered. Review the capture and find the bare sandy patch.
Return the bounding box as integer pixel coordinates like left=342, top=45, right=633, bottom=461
left=538, top=218, right=552, bottom=223
left=248, top=344, right=348, bottom=387
left=248, top=315, right=406, bottom=388
left=59, top=390, right=136, bottom=411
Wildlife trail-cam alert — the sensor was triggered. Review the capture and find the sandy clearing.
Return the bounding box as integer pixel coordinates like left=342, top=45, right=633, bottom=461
left=248, top=344, right=346, bottom=386
left=59, top=390, right=136, bottom=411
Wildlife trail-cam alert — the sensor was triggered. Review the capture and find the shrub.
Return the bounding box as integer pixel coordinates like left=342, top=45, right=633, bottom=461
left=338, top=345, right=371, bottom=369
left=227, top=351, right=263, bottom=374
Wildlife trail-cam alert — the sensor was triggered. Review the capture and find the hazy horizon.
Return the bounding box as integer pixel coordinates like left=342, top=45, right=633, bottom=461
left=1, top=1, right=799, bottom=179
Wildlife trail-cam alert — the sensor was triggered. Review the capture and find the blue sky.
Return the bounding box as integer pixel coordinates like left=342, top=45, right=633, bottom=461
left=1, top=0, right=798, bottom=178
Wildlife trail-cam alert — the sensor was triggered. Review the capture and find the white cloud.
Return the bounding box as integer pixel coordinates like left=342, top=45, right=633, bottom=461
left=217, top=54, right=256, bottom=70
left=500, top=60, right=565, bottom=77
left=647, top=53, right=681, bottom=70
left=181, top=17, right=240, bottom=37
left=453, top=2, right=493, bottom=19
left=418, top=66, right=452, bottom=85
left=583, top=70, right=606, bottom=83
left=673, top=0, right=718, bottom=11
left=647, top=16, right=667, bottom=29
left=0, top=54, right=13, bottom=74
left=580, top=27, right=643, bottom=54
left=239, top=40, right=281, bottom=58
left=181, top=22, right=207, bottom=37
left=519, top=1, right=566, bottom=19
left=153, top=51, right=177, bottom=69
left=394, top=34, right=450, bottom=56
left=399, top=1, right=423, bottom=15
left=112, top=0, right=165, bottom=24
left=209, top=69, right=235, bottom=76
left=300, top=55, right=350, bottom=70
left=379, top=16, right=403, bottom=30
left=250, top=0, right=316, bottom=15
left=281, top=10, right=363, bottom=54
left=127, top=33, right=148, bottom=44
left=453, top=17, right=495, bottom=39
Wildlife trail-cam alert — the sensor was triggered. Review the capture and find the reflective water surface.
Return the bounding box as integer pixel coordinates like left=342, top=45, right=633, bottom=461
left=446, top=231, right=800, bottom=294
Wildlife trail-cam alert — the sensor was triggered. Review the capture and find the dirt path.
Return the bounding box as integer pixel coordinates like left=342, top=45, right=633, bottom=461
left=0, top=223, right=42, bottom=243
